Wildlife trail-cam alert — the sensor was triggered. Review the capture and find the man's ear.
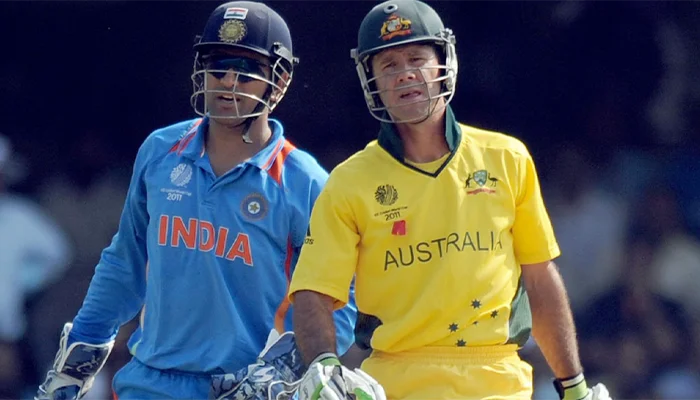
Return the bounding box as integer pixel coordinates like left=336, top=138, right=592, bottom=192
left=271, top=71, right=291, bottom=103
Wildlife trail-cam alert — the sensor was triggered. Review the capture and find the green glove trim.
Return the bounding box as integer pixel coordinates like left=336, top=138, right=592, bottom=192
left=554, top=373, right=588, bottom=400
left=310, top=352, right=341, bottom=367
left=563, top=380, right=588, bottom=400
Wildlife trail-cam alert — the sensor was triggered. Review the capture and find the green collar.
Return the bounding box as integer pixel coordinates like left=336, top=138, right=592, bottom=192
left=377, top=105, right=462, bottom=162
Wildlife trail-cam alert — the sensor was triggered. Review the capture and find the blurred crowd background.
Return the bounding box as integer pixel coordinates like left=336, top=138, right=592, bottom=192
left=2, top=1, right=700, bottom=399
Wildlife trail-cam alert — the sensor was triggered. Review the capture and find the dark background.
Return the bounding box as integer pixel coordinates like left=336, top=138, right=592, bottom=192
left=2, top=1, right=700, bottom=399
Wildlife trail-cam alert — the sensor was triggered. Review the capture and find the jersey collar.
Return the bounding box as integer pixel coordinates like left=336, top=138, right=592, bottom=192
left=180, top=117, right=286, bottom=171
left=245, top=118, right=286, bottom=170
left=377, top=105, right=462, bottom=162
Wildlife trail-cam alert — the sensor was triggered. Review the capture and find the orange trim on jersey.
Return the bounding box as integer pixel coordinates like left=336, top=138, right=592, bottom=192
left=168, top=119, right=203, bottom=154
left=262, top=139, right=284, bottom=170
left=112, top=390, right=118, bottom=400
left=273, top=239, right=294, bottom=333
left=266, top=140, right=296, bottom=184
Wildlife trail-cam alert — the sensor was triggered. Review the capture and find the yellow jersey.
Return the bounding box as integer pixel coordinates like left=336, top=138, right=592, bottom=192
left=289, top=107, right=560, bottom=353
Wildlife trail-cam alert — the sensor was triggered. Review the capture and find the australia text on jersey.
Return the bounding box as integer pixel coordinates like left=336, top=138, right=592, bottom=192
left=384, top=230, right=503, bottom=270
left=157, top=215, right=253, bottom=266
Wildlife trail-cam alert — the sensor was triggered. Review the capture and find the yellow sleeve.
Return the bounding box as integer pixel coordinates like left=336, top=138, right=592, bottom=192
left=512, top=151, right=561, bottom=264
left=288, top=173, right=359, bottom=309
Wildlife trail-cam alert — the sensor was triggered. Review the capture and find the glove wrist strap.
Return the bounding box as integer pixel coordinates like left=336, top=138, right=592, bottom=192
left=555, top=373, right=588, bottom=400
left=309, top=352, right=340, bottom=367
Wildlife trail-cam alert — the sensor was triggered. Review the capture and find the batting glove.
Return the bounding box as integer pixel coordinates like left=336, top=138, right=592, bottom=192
left=554, top=374, right=612, bottom=400
left=296, top=353, right=386, bottom=400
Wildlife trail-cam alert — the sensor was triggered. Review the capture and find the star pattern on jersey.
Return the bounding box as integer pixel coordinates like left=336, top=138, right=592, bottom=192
left=248, top=202, right=260, bottom=213
left=456, top=339, right=466, bottom=347
left=471, top=299, right=482, bottom=309
left=448, top=323, right=459, bottom=332
left=490, top=310, right=499, bottom=319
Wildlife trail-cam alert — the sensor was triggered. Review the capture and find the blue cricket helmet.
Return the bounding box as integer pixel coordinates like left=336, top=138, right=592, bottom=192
left=191, top=1, right=299, bottom=126
left=193, top=1, right=297, bottom=70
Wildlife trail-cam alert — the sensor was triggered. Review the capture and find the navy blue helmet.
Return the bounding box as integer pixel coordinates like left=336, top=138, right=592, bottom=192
left=191, top=1, right=298, bottom=128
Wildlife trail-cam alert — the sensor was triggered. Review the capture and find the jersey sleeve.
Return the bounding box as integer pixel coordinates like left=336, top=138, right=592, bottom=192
left=288, top=172, right=359, bottom=310
left=512, top=150, right=561, bottom=265
left=70, top=137, right=153, bottom=344
left=286, top=160, right=357, bottom=355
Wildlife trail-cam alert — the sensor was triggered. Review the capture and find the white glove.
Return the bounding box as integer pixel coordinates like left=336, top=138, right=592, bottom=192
left=296, top=353, right=386, bottom=400
left=35, top=323, right=114, bottom=400
left=583, top=384, right=611, bottom=400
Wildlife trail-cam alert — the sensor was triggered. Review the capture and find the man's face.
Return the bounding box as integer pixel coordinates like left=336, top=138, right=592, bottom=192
left=202, top=48, right=272, bottom=123
left=370, top=44, right=444, bottom=122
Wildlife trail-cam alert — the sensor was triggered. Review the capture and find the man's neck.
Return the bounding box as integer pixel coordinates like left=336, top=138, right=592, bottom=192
left=395, top=110, right=449, bottom=163
left=206, top=115, right=272, bottom=176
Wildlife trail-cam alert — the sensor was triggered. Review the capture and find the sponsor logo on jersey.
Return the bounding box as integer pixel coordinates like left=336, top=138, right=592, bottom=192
left=391, top=220, right=407, bottom=236
left=304, top=225, right=314, bottom=245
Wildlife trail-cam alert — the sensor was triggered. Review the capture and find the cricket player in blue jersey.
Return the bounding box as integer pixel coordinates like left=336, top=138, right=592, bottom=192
left=35, top=2, right=356, bottom=399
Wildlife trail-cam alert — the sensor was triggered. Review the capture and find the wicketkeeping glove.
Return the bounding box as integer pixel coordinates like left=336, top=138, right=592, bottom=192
left=210, top=329, right=306, bottom=400
left=35, top=322, right=114, bottom=400
left=554, top=374, right=612, bottom=400
left=296, top=353, right=386, bottom=400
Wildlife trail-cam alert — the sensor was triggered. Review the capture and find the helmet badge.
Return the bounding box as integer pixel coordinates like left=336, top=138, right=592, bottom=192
left=380, top=14, right=412, bottom=41
left=218, top=20, right=247, bottom=43
left=223, top=7, right=248, bottom=20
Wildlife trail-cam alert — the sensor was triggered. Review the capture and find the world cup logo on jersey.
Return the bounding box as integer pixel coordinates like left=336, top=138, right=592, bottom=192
left=170, top=163, right=193, bottom=187
left=374, top=184, right=399, bottom=206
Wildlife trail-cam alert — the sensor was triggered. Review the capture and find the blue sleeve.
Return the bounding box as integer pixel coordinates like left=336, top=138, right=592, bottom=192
left=286, top=157, right=357, bottom=355
left=70, top=138, right=152, bottom=344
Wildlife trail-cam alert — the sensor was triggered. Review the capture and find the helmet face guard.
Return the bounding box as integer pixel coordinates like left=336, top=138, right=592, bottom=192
left=191, top=1, right=298, bottom=122
left=190, top=49, right=294, bottom=120
left=351, top=0, right=458, bottom=124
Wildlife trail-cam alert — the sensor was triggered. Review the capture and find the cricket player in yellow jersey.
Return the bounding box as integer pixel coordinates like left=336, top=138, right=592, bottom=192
left=289, top=1, right=612, bottom=400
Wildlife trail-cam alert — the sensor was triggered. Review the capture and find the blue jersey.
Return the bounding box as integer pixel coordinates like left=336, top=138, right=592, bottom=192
left=70, top=117, right=356, bottom=373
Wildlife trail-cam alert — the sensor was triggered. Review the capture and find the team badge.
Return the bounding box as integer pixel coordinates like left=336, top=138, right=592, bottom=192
left=170, top=163, right=193, bottom=188
left=465, top=169, right=499, bottom=195
left=241, top=193, right=268, bottom=220
left=374, top=184, right=398, bottom=206
left=473, top=170, right=488, bottom=187
left=218, top=20, right=247, bottom=44
left=380, top=14, right=412, bottom=41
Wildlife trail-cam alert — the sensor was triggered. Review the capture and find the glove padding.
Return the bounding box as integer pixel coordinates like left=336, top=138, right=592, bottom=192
left=210, top=330, right=306, bottom=400
left=35, top=323, right=114, bottom=400
left=581, top=384, right=611, bottom=400
left=296, top=354, right=386, bottom=400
